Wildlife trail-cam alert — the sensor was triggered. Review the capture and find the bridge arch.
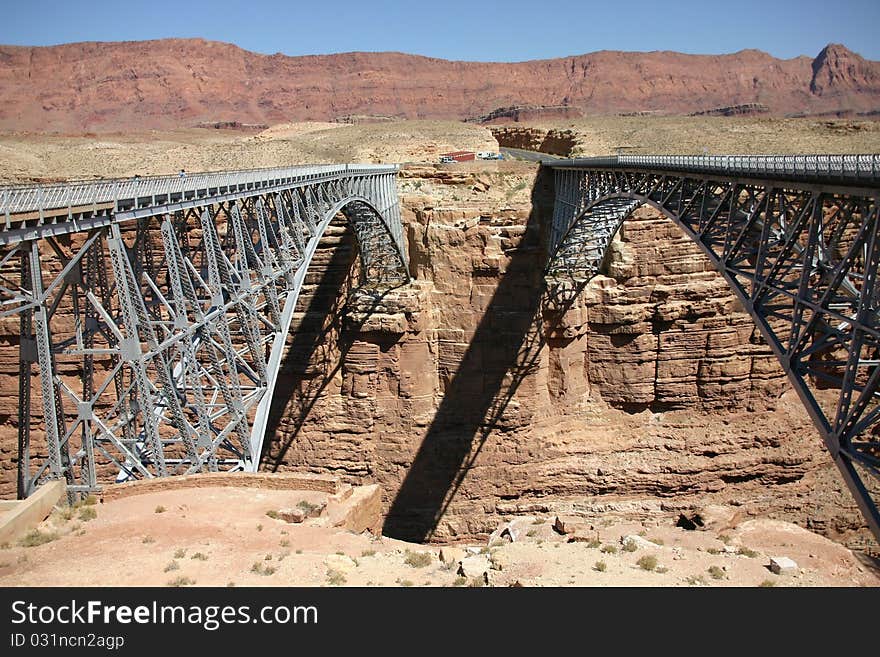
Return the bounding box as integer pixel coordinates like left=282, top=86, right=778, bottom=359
left=545, top=165, right=880, bottom=539
left=0, top=165, right=409, bottom=498
left=247, top=191, right=409, bottom=467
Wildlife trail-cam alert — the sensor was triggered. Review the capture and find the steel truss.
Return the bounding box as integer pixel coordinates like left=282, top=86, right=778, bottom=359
left=0, top=165, right=409, bottom=498
left=546, top=155, right=880, bottom=541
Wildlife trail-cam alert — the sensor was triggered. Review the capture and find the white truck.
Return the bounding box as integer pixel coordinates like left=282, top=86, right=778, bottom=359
left=477, top=151, right=503, bottom=160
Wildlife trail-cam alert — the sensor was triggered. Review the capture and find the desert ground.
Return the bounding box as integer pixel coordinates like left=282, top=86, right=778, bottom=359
left=2, top=116, right=879, bottom=184
left=2, top=481, right=876, bottom=587
left=0, top=120, right=496, bottom=183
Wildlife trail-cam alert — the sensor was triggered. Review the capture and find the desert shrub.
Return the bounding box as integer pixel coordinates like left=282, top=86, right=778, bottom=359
left=297, top=500, right=322, bottom=515
left=154, top=505, right=166, bottom=514
left=167, top=576, right=195, bottom=587
left=19, top=530, right=58, bottom=547
left=404, top=551, right=432, bottom=568
left=637, top=555, right=658, bottom=571
left=265, top=510, right=279, bottom=520
left=708, top=565, right=725, bottom=580
left=600, top=544, right=618, bottom=554
left=326, top=569, right=346, bottom=586
left=622, top=539, right=638, bottom=552
left=53, top=506, right=75, bottom=523
left=163, top=561, right=179, bottom=572
left=594, top=561, right=607, bottom=572
left=190, top=552, right=208, bottom=561
left=251, top=562, right=276, bottom=576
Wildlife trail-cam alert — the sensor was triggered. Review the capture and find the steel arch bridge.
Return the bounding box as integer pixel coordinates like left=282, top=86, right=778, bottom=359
left=545, top=154, right=880, bottom=541
left=0, top=164, right=409, bottom=499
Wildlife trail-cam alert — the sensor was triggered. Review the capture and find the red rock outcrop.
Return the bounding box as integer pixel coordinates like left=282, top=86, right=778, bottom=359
left=467, top=105, right=584, bottom=124
left=810, top=44, right=880, bottom=104
left=489, top=126, right=580, bottom=156
left=0, top=39, right=878, bottom=132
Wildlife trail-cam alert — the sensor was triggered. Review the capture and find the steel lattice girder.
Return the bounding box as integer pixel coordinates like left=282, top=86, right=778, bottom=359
left=546, top=161, right=880, bottom=542
left=1, top=166, right=409, bottom=498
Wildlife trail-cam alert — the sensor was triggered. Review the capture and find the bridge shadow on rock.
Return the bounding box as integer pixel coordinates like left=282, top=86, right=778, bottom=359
left=383, top=167, right=559, bottom=542
left=261, top=218, right=395, bottom=471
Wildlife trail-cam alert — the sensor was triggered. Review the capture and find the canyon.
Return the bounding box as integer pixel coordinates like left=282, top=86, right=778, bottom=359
left=0, top=40, right=879, bottom=132
left=0, top=123, right=877, bottom=558
left=259, top=161, right=874, bottom=551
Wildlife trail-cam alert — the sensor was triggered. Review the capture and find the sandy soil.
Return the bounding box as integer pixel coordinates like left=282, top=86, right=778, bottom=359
left=0, top=121, right=497, bottom=183
left=1, top=485, right=876, bottom=587
left=4, top=116, right=877, bottom=185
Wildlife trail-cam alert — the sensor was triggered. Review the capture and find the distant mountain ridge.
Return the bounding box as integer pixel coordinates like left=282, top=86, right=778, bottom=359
left=0, top=39, right=877, bottom=132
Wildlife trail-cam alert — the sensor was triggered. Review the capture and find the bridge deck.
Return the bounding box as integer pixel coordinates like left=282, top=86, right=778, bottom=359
left=0, top=164, right=398, bottom=245
left=544, top=154, right=880, bottom=187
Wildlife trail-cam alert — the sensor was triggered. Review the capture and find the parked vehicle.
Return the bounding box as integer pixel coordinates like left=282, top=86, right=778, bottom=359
left=439, top=151, right=476, bottom=163
left=439, top=155, right=455, bottom=163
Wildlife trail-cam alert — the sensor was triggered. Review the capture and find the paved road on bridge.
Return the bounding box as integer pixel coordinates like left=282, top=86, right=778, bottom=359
left=500, top=147, right=562, bottom=162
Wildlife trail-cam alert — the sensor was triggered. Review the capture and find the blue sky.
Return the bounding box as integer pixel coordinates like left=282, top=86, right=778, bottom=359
left=1, top=0, right=878, bottom=62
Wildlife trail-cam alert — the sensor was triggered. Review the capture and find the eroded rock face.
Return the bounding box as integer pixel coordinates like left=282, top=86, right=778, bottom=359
left=0, top=40, right=878, bottom=132
left=264, top=168, right=870, bottom=547
left=810, top=44, right=880, bottom=100
left=490, top=126, right=579, bottom=156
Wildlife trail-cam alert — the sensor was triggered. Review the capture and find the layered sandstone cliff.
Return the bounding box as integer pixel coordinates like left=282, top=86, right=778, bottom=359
left=0, top=164, right=869, bottom=549
left=262, top=165, right=870, bottom=548
left=0, top=39, right=878, bottom=132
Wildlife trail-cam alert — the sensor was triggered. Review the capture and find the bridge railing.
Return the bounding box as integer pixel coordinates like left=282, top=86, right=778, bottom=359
left=547, top=154, right=880, bottom=185
left=0, top=163, right=399, bottom=224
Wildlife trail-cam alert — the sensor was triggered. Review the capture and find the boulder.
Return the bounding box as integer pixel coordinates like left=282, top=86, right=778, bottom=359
left=324, top=554, right=358, bottom=573
left=620, top=535, right=658, bottom=550
left=278, top=508, right=306, bottom=523
left=769, top=556, right=798, bottom=575
left=488, top=517, right=536, bottom=544
left=439, top=546, right=466, bottom=565
left=553, top=515, right=586, bottom=535
left=458, top=555, right=491, bottom=580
